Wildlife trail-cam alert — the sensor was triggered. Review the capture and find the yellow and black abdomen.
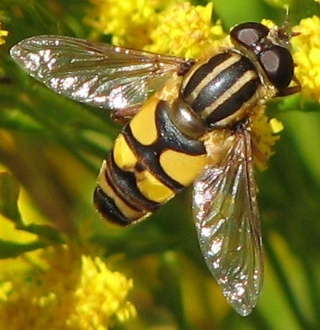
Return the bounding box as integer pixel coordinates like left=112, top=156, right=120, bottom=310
left=94, top=95, right=208, bottom=225
left=94, top=50, right=264, bottom=225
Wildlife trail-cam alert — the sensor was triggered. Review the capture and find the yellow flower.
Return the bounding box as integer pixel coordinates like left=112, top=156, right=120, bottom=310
left=0, top=246, right=136, bottom=329
left=292, top=15, right=320, bottom=102
left=0, top=23, right=8, bottom=45
left=251, top=105, right=283, bottom=171
left=260, top=18, right=275, bottom=29
left=145, top=2, right=225, bottom=58
left=85, top=0, right=225, bottom=58
left=85, top=0, right=170, bottom=49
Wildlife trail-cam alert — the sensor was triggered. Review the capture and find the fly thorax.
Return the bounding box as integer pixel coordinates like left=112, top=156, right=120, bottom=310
left=181, top=51, right=262, bottom=128
left=166, top=99, right=207, bottom=139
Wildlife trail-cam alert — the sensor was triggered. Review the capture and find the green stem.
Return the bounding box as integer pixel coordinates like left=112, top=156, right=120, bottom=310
left=304, top=258, right=320, bottom=326
left=264, top=236, right=313, bottom=329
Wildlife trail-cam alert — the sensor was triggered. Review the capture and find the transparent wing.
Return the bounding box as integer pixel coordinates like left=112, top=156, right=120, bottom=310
left=193, top=129, right=263, bottom=316
left=10, top=35, right=189, bottom=112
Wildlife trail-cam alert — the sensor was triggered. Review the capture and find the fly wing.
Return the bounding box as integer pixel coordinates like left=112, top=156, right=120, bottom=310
left=192, top=129, right=263, bottom=316
left=10, top=35, right=189, bottom=113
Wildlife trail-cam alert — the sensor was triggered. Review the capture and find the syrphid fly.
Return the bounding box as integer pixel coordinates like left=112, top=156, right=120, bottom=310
left=10, top=21, right=300, bottom=315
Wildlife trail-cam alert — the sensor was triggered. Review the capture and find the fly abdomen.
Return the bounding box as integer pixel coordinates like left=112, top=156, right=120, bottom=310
left=182, top=51, right=260, bottom=127
left=94, top=95, right=208, bottom=225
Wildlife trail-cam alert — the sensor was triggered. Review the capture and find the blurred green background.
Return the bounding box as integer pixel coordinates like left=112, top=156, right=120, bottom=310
left=1, top=0, right=320, bottom=329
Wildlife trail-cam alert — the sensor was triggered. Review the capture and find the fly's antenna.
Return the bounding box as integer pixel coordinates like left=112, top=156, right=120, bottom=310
left=268, top=8, right=300, bottom=50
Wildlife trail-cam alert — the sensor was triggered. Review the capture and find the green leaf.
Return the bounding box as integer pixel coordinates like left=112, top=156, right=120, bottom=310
left=0, top=172, right=22, bottom=225
left=0, top=239, right=45, bottom=258
left=17, top=223, right=63, bottom=244
left=157, top=252, right=189, bottom=329
left=0, top=173, right=62, bottom=245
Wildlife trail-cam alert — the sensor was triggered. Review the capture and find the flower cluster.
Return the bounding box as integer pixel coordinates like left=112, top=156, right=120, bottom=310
left=85, top=0, right=168, bottom=49
left=292, top=15, right=320, bottom=102
left=251, top=106, right=284, bottom=171
left=144, top=2, right=225, bottom=58
left=86, top=0, right=225, bottom=58
left=0, top=246, right=136, bottom=329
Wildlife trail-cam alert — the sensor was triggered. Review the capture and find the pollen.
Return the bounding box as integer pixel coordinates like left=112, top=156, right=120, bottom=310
left=291, top=15, right=320, bottom=102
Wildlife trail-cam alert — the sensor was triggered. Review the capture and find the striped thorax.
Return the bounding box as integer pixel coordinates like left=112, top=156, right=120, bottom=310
left=181, top=51, right=263, bottom=127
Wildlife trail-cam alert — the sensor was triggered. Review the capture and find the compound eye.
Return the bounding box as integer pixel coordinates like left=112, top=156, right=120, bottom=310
left=259, top=45, right=294, bottom=92
left=230, top=22, right=269, bottom=50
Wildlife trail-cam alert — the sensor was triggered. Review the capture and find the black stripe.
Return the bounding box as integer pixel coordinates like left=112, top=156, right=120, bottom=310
left=124, top=125, right=184, bottom=192
left=93, top=187, right=132, bottom=226
left=192, top=56, right=256, bottom=113
left=205, top=78, right=259, bottom=125
left=182, top=53, right=232, bottom=99
left=106, top=153, right=159, bottom=212
left=124, top=100, right=206, bottom=191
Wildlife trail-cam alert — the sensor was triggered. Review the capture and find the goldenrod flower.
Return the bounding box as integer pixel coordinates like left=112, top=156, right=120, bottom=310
left=251, top=105, right=283, bottom=171
left=292, top=16, right=320, bottom=102
left=0, top=23, right=8, bottom=45
left=260, top=18, right=275, bottom=29
left=85, top=1, right=225, bottom=58
left=0, top=246, right=136, bottom=329
left=144, top=2, right=225, bottom=58
left=85, top=0, right=170, bottom=49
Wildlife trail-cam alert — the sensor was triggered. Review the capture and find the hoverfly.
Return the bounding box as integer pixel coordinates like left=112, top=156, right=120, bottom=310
left=10, top=21, right=300, bottom=316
